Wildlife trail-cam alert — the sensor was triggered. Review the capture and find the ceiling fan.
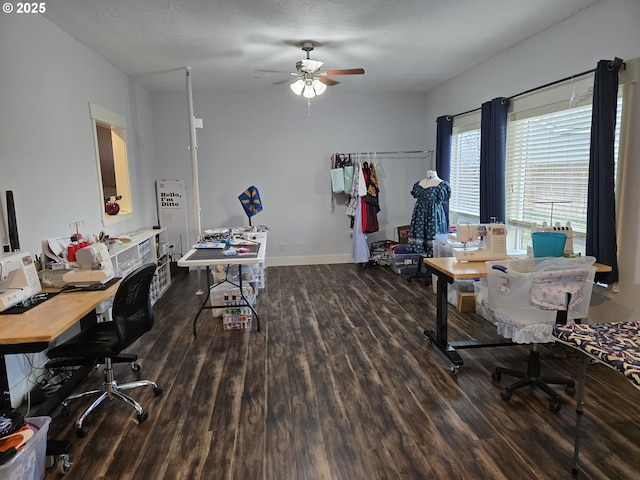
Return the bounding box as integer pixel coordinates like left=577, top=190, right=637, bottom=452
left=288, top=41, right=365, bottom=99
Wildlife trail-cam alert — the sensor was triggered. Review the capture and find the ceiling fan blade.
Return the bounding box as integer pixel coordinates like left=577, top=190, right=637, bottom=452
left=273, top=78, right=295, bottom=85
left=322, top=68, right=365, bottom=76
left=318, top=76, right=339, bottom=86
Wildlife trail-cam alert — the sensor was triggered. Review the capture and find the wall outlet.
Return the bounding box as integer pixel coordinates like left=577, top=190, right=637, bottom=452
left=279, top=243, right=285, bottom=251
left=299, top=242, right=304, bottom=251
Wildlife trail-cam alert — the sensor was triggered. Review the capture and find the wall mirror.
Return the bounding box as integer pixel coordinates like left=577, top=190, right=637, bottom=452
left=89, top=103, right=133, bottom=226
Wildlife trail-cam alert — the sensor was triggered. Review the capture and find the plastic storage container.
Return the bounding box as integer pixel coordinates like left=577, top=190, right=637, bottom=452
left=531, top=232, right=567, bottom=258
left=486, top=256, right=596, bottom=323
left=0, top=416, right=51, bottom=480
left=474, top=279, right=493, bottom=321
left=389, top=253, right=421, bottom=274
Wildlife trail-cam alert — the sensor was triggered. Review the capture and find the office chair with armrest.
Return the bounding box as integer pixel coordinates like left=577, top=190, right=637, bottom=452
left=486, top=257, right=596, bottom=411
left=46, top=263, right=163, bottom=437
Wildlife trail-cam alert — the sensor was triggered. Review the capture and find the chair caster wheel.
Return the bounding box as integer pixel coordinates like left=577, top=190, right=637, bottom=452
left=500, top=389, right=512, bottom=401
left=137, top=411, right=149, bottom=423
left=131, top=362, right=141, bottom=372
left=549, top=400, right=562, bottom=412
left=76, top=426, right=89, bottom=438
left=57, top=455, right=72, bottom=474
left=153, top=386, right=163, bottom=396
left=47, top=439, right=73, bottom=474
left=565, top=385, right=576, bottom=395
left=491, top=371, right=501, bottom=382
left=448, top=365, right=460, bottom=376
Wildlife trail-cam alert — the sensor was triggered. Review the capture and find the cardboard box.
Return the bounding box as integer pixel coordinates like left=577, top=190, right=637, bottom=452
left=397, top=225, right=410, bottom=244
left=457, top=292, right=476, bottom=313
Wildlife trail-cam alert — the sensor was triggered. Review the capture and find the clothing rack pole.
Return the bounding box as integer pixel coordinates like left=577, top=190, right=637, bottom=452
left=340, top=149, right=433, bottom=157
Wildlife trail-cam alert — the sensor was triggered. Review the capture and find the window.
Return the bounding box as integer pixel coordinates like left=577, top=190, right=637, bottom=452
left=89, top=103, right=133, bottom=226
left=505, top=76, right=622, bottom=253
left=447, top=70, right=629, bottom=253
left=449, top=111, right=481, bottom=225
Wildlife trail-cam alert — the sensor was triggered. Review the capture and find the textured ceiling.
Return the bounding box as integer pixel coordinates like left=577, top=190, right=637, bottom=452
left=43, top=0, right=599, bottom=93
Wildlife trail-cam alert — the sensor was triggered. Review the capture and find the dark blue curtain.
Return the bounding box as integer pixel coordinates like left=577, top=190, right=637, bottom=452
left=479, top=97, right=509, bottom=223
left=435, top=115, right=453, bottom=225
left=435, top=115, right=452, bottom=182
left=586, top=59, right=621, bottom=284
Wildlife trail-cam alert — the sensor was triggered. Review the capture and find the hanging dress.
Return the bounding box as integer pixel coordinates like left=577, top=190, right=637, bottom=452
left=408, top=181, right=451, bottom=256
left=349, top=161, right=370, bottom=263
left=363, top=162, right=380, bottom=234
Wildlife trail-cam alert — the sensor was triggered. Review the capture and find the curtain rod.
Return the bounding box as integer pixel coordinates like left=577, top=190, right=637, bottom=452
left=509, top=67, right=595, bottom=101
left=449, top=65, right=604, bottom=120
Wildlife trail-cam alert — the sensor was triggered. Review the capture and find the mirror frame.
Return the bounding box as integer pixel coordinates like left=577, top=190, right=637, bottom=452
left=89, top=103, right=133, bottom=226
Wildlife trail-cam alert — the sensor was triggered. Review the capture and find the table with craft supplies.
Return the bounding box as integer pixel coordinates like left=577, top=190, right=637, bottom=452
left=0, top=281, right=121, bottom=415
left=178, top=236, right=266, bottom=335
left=422, top=256, right=612, bottom=374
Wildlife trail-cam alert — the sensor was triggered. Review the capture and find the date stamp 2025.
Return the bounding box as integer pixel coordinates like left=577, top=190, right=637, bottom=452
left=3, top=2, right=47, bottom=14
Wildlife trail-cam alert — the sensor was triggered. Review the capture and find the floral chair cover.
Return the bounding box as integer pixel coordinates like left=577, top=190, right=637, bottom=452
left=493, top=268, right=592, bottom=344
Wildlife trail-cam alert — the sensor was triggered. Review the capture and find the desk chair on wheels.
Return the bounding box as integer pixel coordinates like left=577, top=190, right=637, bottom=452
left=486, top=257, right=596, bottom=411
left=46, top=263, right=163, bottom=437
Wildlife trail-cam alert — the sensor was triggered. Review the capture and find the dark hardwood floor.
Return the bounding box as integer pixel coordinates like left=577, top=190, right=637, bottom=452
left=43, top=264, right=640, bottom=479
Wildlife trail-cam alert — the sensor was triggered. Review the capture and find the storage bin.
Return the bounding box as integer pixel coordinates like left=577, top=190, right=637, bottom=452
left=531, top=232, right=567, bottom=258
left=485, top=256, right=596, bottom=323
left=389, top=253, right=421, bottom=274
left=0, top=416, right=51, bottom=480
left=474, top=279, right=493, bottom=321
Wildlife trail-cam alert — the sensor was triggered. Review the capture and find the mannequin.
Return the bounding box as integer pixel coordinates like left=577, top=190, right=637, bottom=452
left=418, top=170, right=442, bottom=189
left=408, top=170, right=450, bottom=256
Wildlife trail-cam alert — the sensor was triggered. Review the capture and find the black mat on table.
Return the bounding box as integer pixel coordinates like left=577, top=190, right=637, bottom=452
left=0, top=291, right=60, bottom=315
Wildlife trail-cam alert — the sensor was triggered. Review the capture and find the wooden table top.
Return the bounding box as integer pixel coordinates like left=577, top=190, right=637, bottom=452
left=0, top=281, right=120, bottom=346
left=424, top=256, right=612, bottom=280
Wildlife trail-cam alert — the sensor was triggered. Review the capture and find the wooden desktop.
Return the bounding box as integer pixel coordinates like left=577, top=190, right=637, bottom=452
left=0, top=282, right=120, bottom=414
left=422, top=256, right=612, bottom=374
left=0, top=282, right=120, bottom=354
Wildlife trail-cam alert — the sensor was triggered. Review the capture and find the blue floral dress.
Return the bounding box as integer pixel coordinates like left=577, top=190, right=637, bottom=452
left=408, top=181, right=451, bottom=256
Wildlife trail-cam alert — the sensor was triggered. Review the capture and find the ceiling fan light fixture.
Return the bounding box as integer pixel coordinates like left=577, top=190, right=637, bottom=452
left=302, top=83, right=316, bottom=99
left=312, top=78, right=326, bottom=96
left=290, top=79, right=305, bottom=95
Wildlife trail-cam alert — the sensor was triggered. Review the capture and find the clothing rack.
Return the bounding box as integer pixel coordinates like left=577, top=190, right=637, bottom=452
left=336, top=150, right=433, bottom=158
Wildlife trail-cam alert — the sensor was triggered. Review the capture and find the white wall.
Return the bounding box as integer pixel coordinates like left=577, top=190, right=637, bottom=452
left=151, top=90, right=431, bottom=264
left=422, top=0, right=640, bottom=321
left=0, top=14, right=158, bottom=257
left=0, top=14, right=158, bottom=407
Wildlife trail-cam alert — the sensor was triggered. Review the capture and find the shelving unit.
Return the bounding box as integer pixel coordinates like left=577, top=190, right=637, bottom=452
left=107, top=228, right=171, bottom=304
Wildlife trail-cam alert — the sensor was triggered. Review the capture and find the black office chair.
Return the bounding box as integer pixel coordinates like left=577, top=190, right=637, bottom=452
left=46, top=263, right=163, bottom=437
left=488, top=258, right=595, bottom=411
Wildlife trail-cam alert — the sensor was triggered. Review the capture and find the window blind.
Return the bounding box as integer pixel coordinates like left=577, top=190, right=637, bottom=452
left=450, top=112, right=481, bottom=218
left=506, top=98, right=622, bottom=234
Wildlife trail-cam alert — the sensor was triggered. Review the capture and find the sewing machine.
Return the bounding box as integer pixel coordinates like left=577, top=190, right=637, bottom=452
left=453, top=224, right=507, bottom=262
left=0, top=252, right=42, bottom=312
left=533, top=221, right=574, bottom=254
left=63, top=243, right=114, bottom=286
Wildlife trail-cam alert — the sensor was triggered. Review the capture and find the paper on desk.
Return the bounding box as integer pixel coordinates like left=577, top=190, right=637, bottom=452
left=43, top=237, right=70, bottom=262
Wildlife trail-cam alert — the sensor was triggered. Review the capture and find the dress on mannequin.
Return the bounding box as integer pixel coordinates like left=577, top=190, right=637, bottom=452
left=418, top=170, right=443, bottom=189
left=408, top=170, right=450, bottom=256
